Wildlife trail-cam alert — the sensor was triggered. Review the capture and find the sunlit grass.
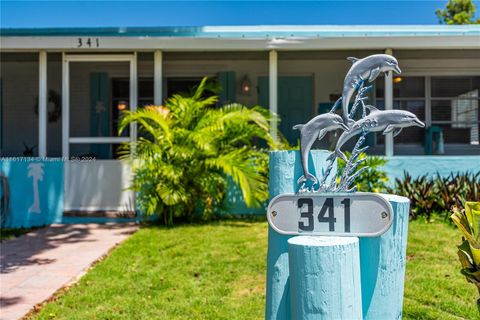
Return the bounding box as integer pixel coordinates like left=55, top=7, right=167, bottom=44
left=403, top=219, right=477, bottom=320
left=30, top=219, right=477, bottom=319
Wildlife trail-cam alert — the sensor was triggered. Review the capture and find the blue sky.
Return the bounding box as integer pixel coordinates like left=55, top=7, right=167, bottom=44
left=1, top=1, right=479, bottom=28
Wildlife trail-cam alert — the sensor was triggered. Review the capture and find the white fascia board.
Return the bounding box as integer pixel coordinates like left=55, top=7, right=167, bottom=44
left=1, top=35, right=479, bottom=51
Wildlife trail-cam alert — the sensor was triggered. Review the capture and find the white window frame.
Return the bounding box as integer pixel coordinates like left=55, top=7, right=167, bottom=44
left=61, top=53, right=137, bottom=158
left=376, top=75, right=480, bottom=149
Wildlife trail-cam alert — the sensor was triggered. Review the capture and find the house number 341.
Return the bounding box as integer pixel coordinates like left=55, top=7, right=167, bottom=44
left=298, top=198, right=351, bottom=233
left=77, top=38, right=100, bottom=48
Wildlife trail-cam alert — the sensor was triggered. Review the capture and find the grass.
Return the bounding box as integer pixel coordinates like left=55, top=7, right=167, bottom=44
left=30, top=219, right=477, bottom=319
left=403, top=219, right=478, bottom=320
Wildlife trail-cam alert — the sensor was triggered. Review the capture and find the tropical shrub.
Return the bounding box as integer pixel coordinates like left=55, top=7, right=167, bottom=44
left=336, top=152, right=389, bottom=193
left=436, top=172, right=480, bottom=210
left=451, top=202, right=480, bottom=310
left=388, top=173, right=436, bottom=220
left=119, top=78, right=281, bottom=225
left=389, top=171, right=480, bottom=220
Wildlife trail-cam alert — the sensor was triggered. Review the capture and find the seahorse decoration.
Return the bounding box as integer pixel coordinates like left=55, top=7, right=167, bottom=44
left=293, top=54, right=425, bottom=193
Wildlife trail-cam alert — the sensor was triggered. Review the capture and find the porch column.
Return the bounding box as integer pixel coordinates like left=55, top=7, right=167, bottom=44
left=62, top=52, right=69, bottom=158
left=384, top=48, right=394, bottom=157
left=38, top=50, right=47, bottom=157
left=154, top=50, right=163, bottom=105
left=269, top=50, right=278, bottom=142
left=130, top=52, right=138, bottom=143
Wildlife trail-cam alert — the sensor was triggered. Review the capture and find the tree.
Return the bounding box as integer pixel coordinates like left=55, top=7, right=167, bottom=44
left=119, top=78, right=284, bottom=225
left=436, top=0, right=480, bottom=24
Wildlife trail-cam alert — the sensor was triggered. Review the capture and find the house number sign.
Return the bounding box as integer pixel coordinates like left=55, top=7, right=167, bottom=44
left=267, top=193, right=393, bottom=237
left=77, top=38, right=100, bottom=48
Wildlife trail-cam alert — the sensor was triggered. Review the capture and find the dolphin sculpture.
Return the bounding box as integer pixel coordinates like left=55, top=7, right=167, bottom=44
left=330, top=106, right=425, bottom=162
left=293, top=113, right=349, bottom=186
left=342, top=54, right=401, bottom=124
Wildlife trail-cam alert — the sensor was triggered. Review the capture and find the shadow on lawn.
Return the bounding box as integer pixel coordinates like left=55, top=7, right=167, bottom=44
left=0, top=223, right=134, bottom=274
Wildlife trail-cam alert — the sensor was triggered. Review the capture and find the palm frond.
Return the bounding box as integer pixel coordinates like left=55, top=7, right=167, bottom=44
left=205, top=147, right=268, bottom=207
left=118, top=108, right=172, bottom=142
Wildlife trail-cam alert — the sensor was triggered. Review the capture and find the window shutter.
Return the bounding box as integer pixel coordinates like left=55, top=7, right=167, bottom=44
left=218, top=71, right=236, bottom=104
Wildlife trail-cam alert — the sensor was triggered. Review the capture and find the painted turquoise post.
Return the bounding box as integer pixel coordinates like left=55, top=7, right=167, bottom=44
left=288, top=236, right=362, bottom=320
left=359, top=194, right=410, bottom=320
left=266, top=150, right=336, bottom=320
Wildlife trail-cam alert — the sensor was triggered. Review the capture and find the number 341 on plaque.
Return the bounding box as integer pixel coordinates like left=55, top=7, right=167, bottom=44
left=267, top=193, right=393, bottom=237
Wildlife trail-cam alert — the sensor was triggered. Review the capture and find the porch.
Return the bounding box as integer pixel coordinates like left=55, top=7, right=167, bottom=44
left=0, top=32, right=479, bottom=224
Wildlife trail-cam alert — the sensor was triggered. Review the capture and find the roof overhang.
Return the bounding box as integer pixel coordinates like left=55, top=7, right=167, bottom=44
left=1, top=25, right=479, bottom=51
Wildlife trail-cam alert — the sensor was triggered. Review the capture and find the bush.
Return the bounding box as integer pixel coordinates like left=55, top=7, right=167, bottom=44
left=388, top=171, right=480, bottom=220
left=387, top=173, right=436, bottom=220
left=337, top=152, right=389, bottom=193
left=119, top=78, right=282, bottom=225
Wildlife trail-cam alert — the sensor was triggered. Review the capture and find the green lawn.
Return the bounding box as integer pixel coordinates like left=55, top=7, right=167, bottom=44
left=30, top=219, right=477, bottom=319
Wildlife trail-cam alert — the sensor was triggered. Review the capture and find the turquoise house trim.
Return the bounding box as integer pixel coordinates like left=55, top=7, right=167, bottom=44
left=0, top=158, right=63, bottom=228
left=1, top=25, right=479, bottom=38
left=381, top=156, right=480, bottom=183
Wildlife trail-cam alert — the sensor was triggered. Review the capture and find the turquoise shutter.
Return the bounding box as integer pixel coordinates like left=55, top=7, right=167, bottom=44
left=89, top=72, right=110, bottom=159
left=218, top=71, right=236, bottom=105
left=0, top=79, right=3, bottom=154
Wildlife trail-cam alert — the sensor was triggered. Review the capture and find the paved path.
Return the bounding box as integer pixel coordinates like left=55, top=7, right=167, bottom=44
left=0, top=223, right=138, bottom=320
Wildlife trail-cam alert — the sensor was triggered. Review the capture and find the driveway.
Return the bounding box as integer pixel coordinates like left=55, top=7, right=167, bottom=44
left=0, top=223, right=138, bottom=320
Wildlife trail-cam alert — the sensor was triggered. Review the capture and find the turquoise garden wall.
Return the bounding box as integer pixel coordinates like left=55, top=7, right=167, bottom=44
left=0, top=158, right=64, bottom=228
left=381, top=156, right=480, bottom=182
left=0, top=155, right=477, bottom=228
left=227, top=155, right=480, bottom=215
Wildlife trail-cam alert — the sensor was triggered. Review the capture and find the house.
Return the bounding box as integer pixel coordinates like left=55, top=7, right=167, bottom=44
left=0, top=25, right=479, bottom=227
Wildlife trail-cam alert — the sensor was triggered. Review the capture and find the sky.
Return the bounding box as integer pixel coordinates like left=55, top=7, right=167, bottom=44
left=1, top=1, right=479, bottom=28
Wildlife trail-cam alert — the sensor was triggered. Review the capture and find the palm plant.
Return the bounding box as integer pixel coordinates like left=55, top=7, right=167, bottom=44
left=119, top=78, right=281, bottom=225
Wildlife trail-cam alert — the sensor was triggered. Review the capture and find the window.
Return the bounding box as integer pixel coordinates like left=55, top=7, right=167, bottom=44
left=376, top=76, right=426, bottom=145
left=431, top=76, right=479, bottom=145
left=375, top=75, right=480, bottom=153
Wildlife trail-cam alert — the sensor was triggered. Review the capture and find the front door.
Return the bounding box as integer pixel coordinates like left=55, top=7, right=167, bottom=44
left=258, top=76, right=313, bottom=145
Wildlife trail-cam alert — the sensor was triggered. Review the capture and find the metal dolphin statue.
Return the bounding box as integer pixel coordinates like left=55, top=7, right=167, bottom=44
left=293, top=113, right=349, bottom=186
left=342, top=54, right=401, bottom=124
left=330, top=106, right=425, bottom=162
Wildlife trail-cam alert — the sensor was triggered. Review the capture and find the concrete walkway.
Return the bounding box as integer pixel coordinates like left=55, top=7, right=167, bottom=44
left=0, top=223, right=138, bottom=320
